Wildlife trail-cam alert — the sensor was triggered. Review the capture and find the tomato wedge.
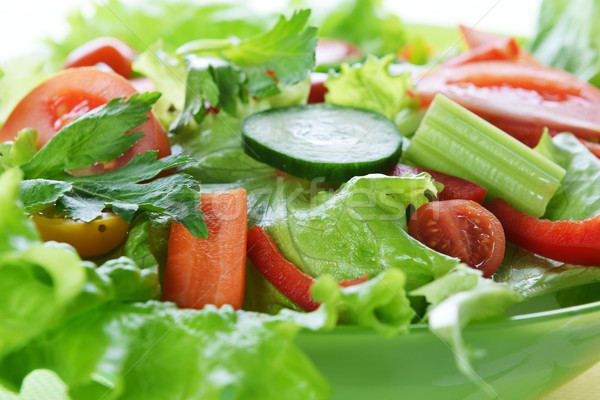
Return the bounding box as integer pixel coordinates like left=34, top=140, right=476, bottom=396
left=246, top=226, right=368, bottom=311
left=486, top=198, right=600, bottom=266
left=408, top=200, right=505, bottom=278
left=162, top=189, right=248, bottom=310
left=0, top=68, right=170, bottom=174
left=315, top=38, right=363, bottom=66
left=390, top=163, right=487, bottom=204
left=31, top=211, right=129, bottom=259
left=416, top=61, right=600, bottom=145
left=64, top=37, right=136, bottom=79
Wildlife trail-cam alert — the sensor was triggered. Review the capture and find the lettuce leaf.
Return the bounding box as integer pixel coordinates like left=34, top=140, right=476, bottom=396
left=173, top=104, right=275, bottom=184
left=412, top=265, right=522, bottom=389
left=317, top=0, right=408, bottom=56
left=0, top=302, right=332, bottom=400
left=535, top=132, right=600, bottom=220
left=324, top=55, right=419, bottom=130
left=48, top=0, right=271, bottom=64
left=250, top=173, right=459, bottom=290
left=528, top=0, right=600, bottom=84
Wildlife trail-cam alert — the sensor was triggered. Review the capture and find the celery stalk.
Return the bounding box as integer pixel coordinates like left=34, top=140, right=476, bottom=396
left=403, top=94, right=565, bottom=217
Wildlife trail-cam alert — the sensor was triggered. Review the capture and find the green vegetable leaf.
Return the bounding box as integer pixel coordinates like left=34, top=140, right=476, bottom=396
left=169, top=10, right=316, bottom=134
left=174, top=103, right=276, bottom=183
left=412, top=265, right=522, bottom=389
left=20, top=93, right=160, bottom=179
left=19, top=179, right=72, bottom=214
left=494, top=244, right=600, bottom=300
left=325, top=55, right=419, bottom=125
left=169, top=56, right=245, bottom=134
left=312, top=268, right=415, bottom=337
left=528, top=0, right=600, bottom=84
left=0, top=169, right=40, bottom=253
left=0, top=171, right=86, bottom=359
left=0, top=369, right=70, bottom=400
left=52, top=153, right=207, bottom=238
left=48, top=0, right=271, bottom=63
left=0, top=302, right=332, bottom=400
left=226, top=9, right=317, bottom=98
left=535, top=132, right=600, bottom=220
left=0, top=129, right=38, bottom=173
left=248, top=173, right=458, bottom=294
left=317, top=0, right=408, bottom=56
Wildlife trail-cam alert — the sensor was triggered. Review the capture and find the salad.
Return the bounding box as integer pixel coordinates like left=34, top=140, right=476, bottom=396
left=2, top=0, right=600, bottom=399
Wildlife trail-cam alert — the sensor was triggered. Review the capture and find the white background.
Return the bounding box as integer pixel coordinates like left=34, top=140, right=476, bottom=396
left=0, top=0, right=542, bottom=62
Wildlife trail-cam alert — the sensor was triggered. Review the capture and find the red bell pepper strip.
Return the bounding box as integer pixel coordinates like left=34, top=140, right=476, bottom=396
left=246, top=226, right=368, bottom=311
left=486, top=198, right=600, bottom=266
left=390, top=163, right=487, bottom=204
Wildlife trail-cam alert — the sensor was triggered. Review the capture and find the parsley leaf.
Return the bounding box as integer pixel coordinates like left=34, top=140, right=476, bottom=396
left=20, top=152, right=207, bottom=238
left=169, top=10, right=317, bottom=134
left=20, top=92, right=160, bottom=179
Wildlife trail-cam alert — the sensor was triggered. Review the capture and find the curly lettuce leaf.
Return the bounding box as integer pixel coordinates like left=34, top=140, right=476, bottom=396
left=0, top=369, right=70, bottom=400
left=0, top=302, right=332, bottom=400
left=324, top=55, right=419, bottom=129
left=312, top=268, right=415, bottom=337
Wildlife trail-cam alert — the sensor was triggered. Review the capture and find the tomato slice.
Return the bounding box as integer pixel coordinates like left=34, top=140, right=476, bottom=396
left=31, top=211, right=129, bottom=258
left=308, top=72, right=328, bottom=104
left=408, top=200, right=505, bottom=278
left=390, top=163, right=487, bottom=204
left=315, top=38, right=363, bottom=66
left=64, top=37, right=135, bottom=79
left=0, top=68, right=170, bottom=173
left=486, top=198, right=600, bottom=266
left=416, top=61, right=600, bottom=145
left=246, top=226, right=368, bottom=311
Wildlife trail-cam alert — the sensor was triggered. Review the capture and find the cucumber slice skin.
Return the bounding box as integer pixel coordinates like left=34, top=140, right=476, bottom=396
left=242, top=103, right=403, bottom=182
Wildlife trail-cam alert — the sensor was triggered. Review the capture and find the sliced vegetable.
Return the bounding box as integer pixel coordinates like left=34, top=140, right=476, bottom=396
left=403, top=94, right=565, bottom=217
left=64, top=37, right=136, bottom=79
left=162, top=189, right=247, bottom=309
left=416, top=61, right=600, bottom=146
left=486, top=198, right=600, bottom=266
left=31, top=211, right=129, bottom=258
left=408, top=200, right=505, bottom=278
left=241, top=103, right=403, bottom=182
left=456, top=25, right=540, bottom=65
left=307, top=72, right=327, bottom=104
left=0, top=69, right=170, bottom=174
left=442, top=36, right=520, bottom=67
left=246, top=225, right=368, bottom=311
left=315, top=38, right=362, bottom=66
left=390, top=163, right=487, bottom=204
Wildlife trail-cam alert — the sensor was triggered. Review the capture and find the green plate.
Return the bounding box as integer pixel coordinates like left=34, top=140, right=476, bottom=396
left=297, top=299, right=600, bottom=400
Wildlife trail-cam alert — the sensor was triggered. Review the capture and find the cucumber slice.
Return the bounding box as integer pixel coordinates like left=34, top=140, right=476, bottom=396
left=241, top=103, right=403, bottom=182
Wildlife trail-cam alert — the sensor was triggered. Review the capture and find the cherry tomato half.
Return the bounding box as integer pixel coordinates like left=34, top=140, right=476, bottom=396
left=31, top=211, right=129, bottom=259
left=408, top=200, right=505, bottom=278
left=64, top=37, right=135, bottom=79
left=0, top=68, right=171, bottom=174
